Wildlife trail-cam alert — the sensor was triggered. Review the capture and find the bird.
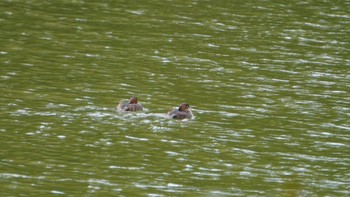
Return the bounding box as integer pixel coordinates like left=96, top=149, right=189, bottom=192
left=168, top=103, right=193, bottom=119
left=116, top=97, right=143, bottom=112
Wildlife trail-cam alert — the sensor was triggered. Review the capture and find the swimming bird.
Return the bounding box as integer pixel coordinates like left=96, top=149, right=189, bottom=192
left=168, top=103, right=193, bottom=119
left=116, top=97, right=143, bottom=112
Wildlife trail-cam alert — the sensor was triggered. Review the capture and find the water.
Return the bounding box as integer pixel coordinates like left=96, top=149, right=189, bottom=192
left=1, top=0, right=349, bottom=196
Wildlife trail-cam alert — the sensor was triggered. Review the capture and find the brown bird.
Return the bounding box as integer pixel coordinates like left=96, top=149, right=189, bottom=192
left=116, top=97, right=143, bottom=112
left=168, top=103, right=193, bottom=119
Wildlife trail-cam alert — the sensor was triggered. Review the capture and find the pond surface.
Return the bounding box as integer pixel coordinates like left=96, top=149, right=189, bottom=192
left=1, top=0, right=349, bottom=196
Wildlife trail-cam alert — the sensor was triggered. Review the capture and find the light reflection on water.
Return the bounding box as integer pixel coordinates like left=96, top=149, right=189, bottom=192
left=1, top=0, right=350, bottom=196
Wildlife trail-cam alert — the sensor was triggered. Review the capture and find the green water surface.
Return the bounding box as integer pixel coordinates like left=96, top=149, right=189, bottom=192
left=1, top=0, right=349, bottom=196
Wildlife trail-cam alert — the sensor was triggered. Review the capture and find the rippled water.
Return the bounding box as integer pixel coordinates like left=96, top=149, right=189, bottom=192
left=1, top=0, right=349, bottom=196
